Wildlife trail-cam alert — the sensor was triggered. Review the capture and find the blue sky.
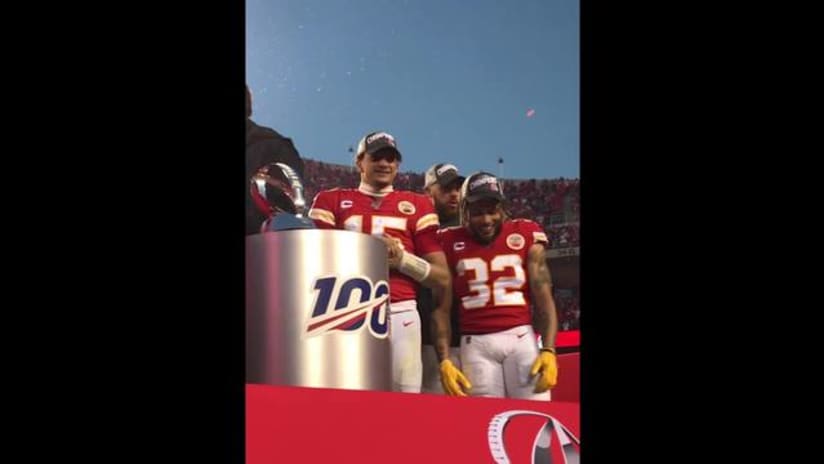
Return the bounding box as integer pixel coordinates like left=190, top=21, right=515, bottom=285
left=247, top=0, right=578, bottom=180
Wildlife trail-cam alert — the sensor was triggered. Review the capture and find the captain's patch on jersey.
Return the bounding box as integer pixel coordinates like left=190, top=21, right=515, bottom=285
left=398, top=200, right=416, bottom=215
left=453, top=241, right=466, bottom=251
left=340, top=200, right=353, bottom=208
left=506, top=233, right=525, bottom=250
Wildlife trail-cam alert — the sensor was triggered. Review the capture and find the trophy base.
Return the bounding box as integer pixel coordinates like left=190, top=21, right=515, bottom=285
left=265, top=214, right=315, bottom=232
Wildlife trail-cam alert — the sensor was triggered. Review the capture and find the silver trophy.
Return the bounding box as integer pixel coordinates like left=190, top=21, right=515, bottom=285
left=250, top=162, right=315, bottom=232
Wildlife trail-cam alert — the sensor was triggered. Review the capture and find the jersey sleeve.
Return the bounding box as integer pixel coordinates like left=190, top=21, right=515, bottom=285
left=521, top=219, right=549, bottom=248
left=307, top=190, right=337, bottom=229
left=412, top=194, right=442, bottom=256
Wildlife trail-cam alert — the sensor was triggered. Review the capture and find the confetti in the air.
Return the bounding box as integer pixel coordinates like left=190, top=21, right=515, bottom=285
left=526, top=108, right=536, bottom=118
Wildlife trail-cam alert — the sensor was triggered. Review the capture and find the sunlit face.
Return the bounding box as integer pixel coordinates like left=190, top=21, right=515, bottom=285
left=466, top=197, right=504, bottom=244
left=357, top=148, right=400, bottom=189
left=427, top=180, right=462, bottom=220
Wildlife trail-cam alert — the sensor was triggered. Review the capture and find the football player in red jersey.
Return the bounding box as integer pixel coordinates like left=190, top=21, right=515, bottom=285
left=307, top=131, right=452, bottom=393
left=435, top=172, right=559, bottom=399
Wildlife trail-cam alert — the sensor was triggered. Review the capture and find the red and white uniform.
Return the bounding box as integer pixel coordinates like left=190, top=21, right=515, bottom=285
left=439, top=219, right=547, bottom=334
left=438, top=219, right=551, bottom=399
left=309, top=186, right=442, bottom=392
left=310, top=188, right=440, bottom=302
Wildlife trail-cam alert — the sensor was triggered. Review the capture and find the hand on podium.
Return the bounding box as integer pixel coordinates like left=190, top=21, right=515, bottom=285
left=381, top=235, right=403, bottom=269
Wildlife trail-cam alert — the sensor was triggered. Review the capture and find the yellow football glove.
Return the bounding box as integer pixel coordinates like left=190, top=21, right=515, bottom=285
left=530, top=350, right=559, bottom=393
left=440, top=359, right=472, bottom=397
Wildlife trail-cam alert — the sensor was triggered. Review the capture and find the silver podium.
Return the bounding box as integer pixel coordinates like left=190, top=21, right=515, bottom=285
left=246, top=229, right=392, bottom=391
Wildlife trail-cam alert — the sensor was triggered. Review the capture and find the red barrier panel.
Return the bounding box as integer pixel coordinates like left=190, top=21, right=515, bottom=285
left=247, top=384, right=580, bottom=463
left=556, top=329, right=580, bottom=348
left=553, top=352, right=580, bottom=403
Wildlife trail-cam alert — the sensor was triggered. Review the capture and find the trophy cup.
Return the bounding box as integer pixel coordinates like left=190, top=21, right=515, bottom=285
left=250, top=162, right=315, bottom=232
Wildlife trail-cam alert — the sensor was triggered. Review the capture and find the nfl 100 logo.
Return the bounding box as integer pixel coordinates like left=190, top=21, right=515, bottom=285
left=303, top=275, right=390, bottom=339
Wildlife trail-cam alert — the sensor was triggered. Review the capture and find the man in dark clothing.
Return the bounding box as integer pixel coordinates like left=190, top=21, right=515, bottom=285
left=418, top=163, right=464, bottom=394
left=246, top=84, right=306, bottom=235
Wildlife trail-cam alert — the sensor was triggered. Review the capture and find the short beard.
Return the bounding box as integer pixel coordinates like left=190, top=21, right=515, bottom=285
left=435, top=203, right=459, bottom=225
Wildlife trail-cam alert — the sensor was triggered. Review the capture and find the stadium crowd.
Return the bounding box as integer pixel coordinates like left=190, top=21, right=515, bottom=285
left=302, top=159, right=579, bottom=246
